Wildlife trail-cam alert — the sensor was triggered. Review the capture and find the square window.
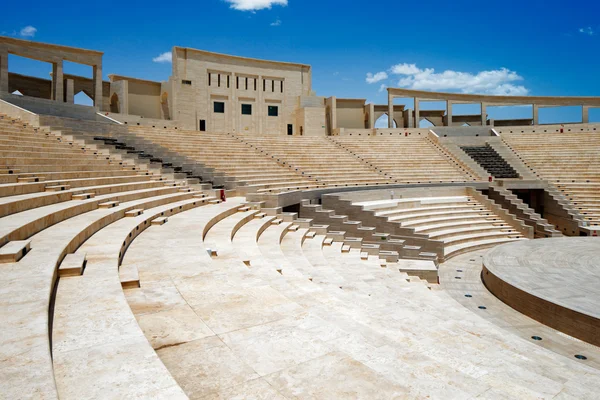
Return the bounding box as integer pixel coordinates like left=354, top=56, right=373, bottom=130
left=214, top=102, right=225, bottom=113
left=268, top=106, right=279, bottom=117
left=241, top=104, right=252, bottom=115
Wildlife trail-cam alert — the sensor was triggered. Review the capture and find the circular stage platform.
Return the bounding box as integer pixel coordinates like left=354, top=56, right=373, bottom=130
left=482, top=237, right=600, bottom=347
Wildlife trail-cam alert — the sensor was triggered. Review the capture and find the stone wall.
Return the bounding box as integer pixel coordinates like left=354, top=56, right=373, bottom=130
left=172, top=48, right=311, bottom=135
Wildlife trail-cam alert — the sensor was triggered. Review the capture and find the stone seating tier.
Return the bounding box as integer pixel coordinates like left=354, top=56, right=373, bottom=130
left=503, top=131, right=600, bottom=225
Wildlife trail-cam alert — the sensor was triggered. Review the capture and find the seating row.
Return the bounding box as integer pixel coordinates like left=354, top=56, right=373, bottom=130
left=107, top=201, right=600, bottom=398
left=503, top=131, right=600, bottom=226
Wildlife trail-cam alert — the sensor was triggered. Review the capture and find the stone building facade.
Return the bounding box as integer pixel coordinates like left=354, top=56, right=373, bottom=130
left=170, top=47, right=313, bottom=134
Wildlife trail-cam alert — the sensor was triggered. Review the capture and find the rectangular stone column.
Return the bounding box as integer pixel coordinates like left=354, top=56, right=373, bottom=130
left=532, top=104, right=539, bottom=125
left=52, top=61, right=64, bottom=102
left=65, top=79, right=74, bottom=103
left=93, top=64, right=102, bottom=109
left=0, top=50, right=8, bottom=93
left=582, top=106, right=590, bottom=123
left=446, top=100, right=453, bottom=126
left=481, top=103, right=487, bottom=125
left=414, top=98, right=420, bottom=128
left=388, top=93, right=394, bottom=128
left=367, top=103, right=375, bottom=129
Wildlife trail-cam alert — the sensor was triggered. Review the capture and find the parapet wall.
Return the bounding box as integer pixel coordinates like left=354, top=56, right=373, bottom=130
left=38, top=114, right=128, bottom=136
left=100, top=112, right=184, bottom=129
left=0, top=93, right=99, bottom=120
left=494, top=122, right=600, bottom=134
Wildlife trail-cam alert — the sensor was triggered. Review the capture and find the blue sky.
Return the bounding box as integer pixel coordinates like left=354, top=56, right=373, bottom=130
left=2, top=0, right=600, bottom=124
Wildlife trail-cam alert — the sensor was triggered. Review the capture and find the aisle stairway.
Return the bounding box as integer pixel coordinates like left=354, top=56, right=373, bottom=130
left=461, top=143, right=520, bottom=179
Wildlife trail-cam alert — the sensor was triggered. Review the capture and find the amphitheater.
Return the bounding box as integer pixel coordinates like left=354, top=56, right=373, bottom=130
left=1, top=35, right=600, bottom=399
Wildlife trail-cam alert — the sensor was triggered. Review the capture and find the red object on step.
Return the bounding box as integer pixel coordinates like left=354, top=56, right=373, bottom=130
left=219, top=189, right=226, bottom=202
left=488, top=176, right=493, bottom=182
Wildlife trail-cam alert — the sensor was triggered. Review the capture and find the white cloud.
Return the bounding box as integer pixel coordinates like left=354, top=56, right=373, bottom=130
left=19, top=26, right=37, bottom=38
left=389, top=63, right=528, bottom=96
left=225, top=0, right=287, bottom=11
left=270, top=18, right=282, bottom=26
left=579, top=27, right=595, bottom=36
left=366, top=71, right=388, bottom=84
left=152, top=52, right=172, bottom=63
left=378, top=84, right=387, bottom=93
left=390, top=63, right=420, bottom=75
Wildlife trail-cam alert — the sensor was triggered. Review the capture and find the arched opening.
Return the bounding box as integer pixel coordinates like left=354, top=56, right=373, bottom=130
left=110, top=93, right=120, bottom=114
left=74, top=91, right=93, bottom=107
left=375, top=114, right=397, bottom=128
left=419, top=118, right=435, bottom=128
left=161, top=92, right=170, bottom=120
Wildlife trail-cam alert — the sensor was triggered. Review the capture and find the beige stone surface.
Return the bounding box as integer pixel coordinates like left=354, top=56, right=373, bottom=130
left=3, top=105, right=600, bottom=400
left=157, top=336, right=259, bottom=399
left=440, top=249, right=600, bottom=370
left=119, top=204, right=600, bottom=399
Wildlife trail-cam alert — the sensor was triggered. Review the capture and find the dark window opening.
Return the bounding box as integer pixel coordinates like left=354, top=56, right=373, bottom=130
left=241, top=104, right=252, bottom=115
left=227, top=75, right=230, bottom=88
left=217, top=74, right=221, bottom=87
left=182, top=80, right=192, bottom=85
left=268, top=106, right=279, bottom=117
left=287, top=124, right=293, bottom=135
left=236, top=76, right=239, bottom=89
left=254, top=78, right=257, bottom=91
left=208, top=73, right=211, bottom=86
left=214, top=102, right=225, bottom=113
left=263, top=79, right=266, bottom=91
left=281, top=81, right=284, bottom=93
left=272, top=80, right=275, bottom=92
left=245, top=77, right=248, bottom=90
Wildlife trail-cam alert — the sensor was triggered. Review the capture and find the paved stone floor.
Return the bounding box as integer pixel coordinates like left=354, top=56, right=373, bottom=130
left=439, top=249, right=600, bottom=370
left=120, top=205, right=600, bottom=399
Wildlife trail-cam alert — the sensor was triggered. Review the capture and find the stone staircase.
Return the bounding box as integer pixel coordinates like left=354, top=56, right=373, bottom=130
left=461, top=143, right=519, bottom=178
left=485, top=185, right=562, bottom=238
left=300, top=199, right=443, bottom=262
left=436, top=140, right=488, bottom=180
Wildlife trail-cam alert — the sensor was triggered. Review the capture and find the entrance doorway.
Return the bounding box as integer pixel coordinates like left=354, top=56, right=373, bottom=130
left=199, top=120, right=206, bottom=131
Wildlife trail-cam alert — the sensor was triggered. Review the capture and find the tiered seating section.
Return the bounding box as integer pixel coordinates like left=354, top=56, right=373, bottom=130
left=112, top=201, right=599, bottom=398
left=503, top=131, right=600, bottom=225
left=331, top=135, right=476, bottom=183
left=237, top=134, right=390, bottom=187
left=357, top=195, right=526, bottom=259
left=127, top=127, right=476, bottom=193
left=1, top=114, right=599, bottom=398
left=128, top=126, right=319, bottom=193
left=0, top=114, right=221, bottom=398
